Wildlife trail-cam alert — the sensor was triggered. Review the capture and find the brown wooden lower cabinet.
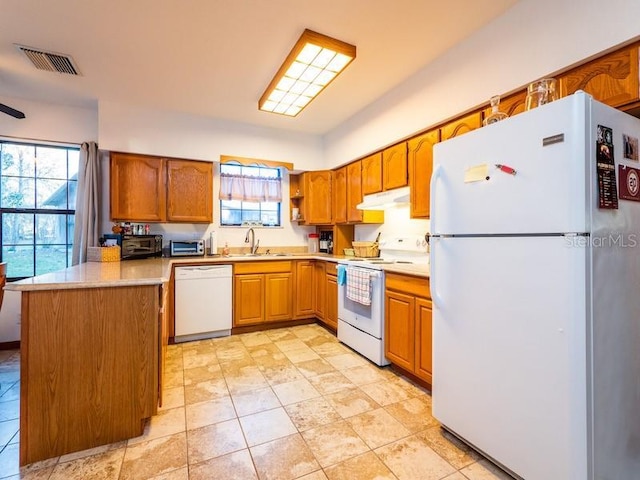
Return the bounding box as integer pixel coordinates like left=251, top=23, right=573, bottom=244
left=324, top=263, right=338, bottom=330
left=294, top=261, right=315, bottom=318
left=313, top=261, right=326, bottom=320
left=384, top=273, right=432, bottom=384
left=19, top=284, right=163, bottom=465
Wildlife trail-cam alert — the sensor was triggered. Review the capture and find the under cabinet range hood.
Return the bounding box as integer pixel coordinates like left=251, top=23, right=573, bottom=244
left=356, top=186, right=410, bottom=210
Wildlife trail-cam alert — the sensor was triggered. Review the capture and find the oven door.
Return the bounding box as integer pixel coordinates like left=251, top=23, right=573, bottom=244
left=337, top=268, right=384, bottom=339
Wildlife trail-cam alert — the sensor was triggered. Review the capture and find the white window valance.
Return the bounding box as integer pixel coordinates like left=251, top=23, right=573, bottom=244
left=219, top=172, right=282, bottom=202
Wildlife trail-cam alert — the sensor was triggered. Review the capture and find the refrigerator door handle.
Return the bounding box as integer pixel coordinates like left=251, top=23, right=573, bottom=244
left=430, top=163, right=442, bottom=234
left=430, top=236, right=444, bottom=308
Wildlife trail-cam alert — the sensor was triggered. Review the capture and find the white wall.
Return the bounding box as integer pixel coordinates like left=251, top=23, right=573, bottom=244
left=323, top=0, right=640, bottom=166
left=0, top=97, right=98, bottom=343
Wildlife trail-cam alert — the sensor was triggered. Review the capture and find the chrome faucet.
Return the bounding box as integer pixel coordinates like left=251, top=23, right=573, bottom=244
left=244, top=227, right=259, bottom=254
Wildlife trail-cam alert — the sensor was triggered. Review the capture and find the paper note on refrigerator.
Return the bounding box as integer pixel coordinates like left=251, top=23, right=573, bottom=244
left=464, top=164, right=489, bottom=183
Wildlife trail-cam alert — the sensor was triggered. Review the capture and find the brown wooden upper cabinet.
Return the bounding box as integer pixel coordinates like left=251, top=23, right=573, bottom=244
left=110, top=152, right=213, bottom=223
left=303, top=170, right=333, bottom=225
left=346, top=160, right=363, bottom=222
left=408, top=129, right=439, bottom=219
left=110, top=152, right=167, bottom=222
left=382, top=143, right=408, bottom=190
left=332, top=166, right=348, bottom=224
left=482, top=90, right=528, bottom=121
left=559, top=43, right=639, bottom=109
left=440, top=111, right=482, bottom=141
left=167, top=160, right=213, bottom=223
left=361, top=152, right=382, bottom=194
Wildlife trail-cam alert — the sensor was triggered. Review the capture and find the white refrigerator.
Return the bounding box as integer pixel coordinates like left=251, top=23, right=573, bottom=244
left=430, top=91, right=640, bottom=480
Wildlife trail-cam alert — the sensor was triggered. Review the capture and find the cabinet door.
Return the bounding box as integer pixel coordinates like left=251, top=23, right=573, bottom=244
left=440, top=111, right=482, bottom=141
left=361, top=152, right=382, bottom=194
left=559, top=44, right=639, bottom=108
left=383, top=143, right=408, bottom=190
left=265, top=273, right=293, bottom=322
left=294, top=261, right=315, bottom=318
left=313, top=262, right=326, bottom=319
left=408, top=129, right=439, bottom=219
left=305, top=171, right=333, bottom=224
left=234, top=274, right=264, bottom=326
left=167, top=160, right=213, bottom=223
left=346, top=161, right=363, bottom=223
left=325, top=273, right=338, bottom=330
left=415, top=297, right=433, bottom=384
left=384, top=290, right=415, bottom=372
left=333, top=167, right=348, bottom=224
left=110, top=152, right=167, bottom=222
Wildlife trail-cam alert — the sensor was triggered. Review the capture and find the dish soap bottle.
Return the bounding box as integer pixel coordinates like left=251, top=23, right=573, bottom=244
left=483, top=95, right=509, bottom=126
left=222, top=242, right=230, bottom=256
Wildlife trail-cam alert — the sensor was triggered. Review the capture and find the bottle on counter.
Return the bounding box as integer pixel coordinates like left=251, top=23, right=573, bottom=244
left=222, top=242, right=230, bottom=256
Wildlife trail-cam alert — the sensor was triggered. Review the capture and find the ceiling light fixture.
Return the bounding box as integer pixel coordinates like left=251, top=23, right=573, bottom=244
left=259, top=29, right=356, bottom=117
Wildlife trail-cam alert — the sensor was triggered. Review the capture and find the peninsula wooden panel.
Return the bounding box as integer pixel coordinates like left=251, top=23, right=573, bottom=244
left=20, top=286, right=159, bottom=465
left=382, top=143, right=408, bottom=190
left=408, top=129, right=439, bottom=219
left=325, top=272, right=338, bottom=330
left=313, top=261, right=326, bottom=320
left=110, top=152, right=167, bottom=222
left=167, top=159, right=213, bottom=223
left=361, top=152, right=383, bottom=194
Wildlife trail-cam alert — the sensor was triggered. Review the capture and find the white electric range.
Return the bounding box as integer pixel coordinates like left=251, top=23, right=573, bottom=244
left=337, top=235, right=429, bottom=366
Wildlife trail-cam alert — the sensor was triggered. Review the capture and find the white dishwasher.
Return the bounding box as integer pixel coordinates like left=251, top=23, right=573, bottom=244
left=174, top=265, right=232, bottom=343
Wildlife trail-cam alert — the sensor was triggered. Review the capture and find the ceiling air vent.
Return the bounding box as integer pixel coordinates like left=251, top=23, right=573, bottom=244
left=15, top=44, right=81, bottom=75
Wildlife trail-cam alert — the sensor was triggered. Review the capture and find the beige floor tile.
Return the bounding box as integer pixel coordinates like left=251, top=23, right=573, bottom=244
left=340, top=364, right=391, bottom=386
left=308, top=371, right=356, bottom=395
left=374, top=434, right=456, bottom=480
left=250, top=433, right=320, bottom=480
left=238, top=407, right=297, bottom=447
left=274, top=338, right=309, bottom=352
left=184, top=377, right=229, bottom=405
left=265, top=328, right=297, bottom=342
left=301, top=420, right=369, bottom=468
left=324, top=353, right=368, bottom=370
left=283, top=347, right=323, bottom=364
left=295, top=358, right=336, bottom=378
left=272, top=378, right=321, bottom=405
left=182, top=362, right=223, bottom=385
left=324, top=388, right=380, bottom=419
left=159, top=385, right=185, bottom=411
left=231, top=386, right=281, bottom=417
left=324, top=451, right=396, bottom=480
left=346, top=408, right=411, bottom=449
left=216, top=345, right=252, bottom=363
left=224, top=365, right=270, bottom=393
left=359, top=381, right=412, bottom=406
left=291, top=325, right=329, bottom=342
left=182, top=352, right=218, bottom=370
left=49, top=448, right=124, bottom=480
left=120, top=433, right=188, bottom=480
left=260, top=362, right=305, bottom=385
left=441, top=473, right=468, bottom=480
left=189, top=449, right=258, bottom=480
left=390, top=374, right=430, bottom=397
left=284, top=397, right=342, bottom=432
left=0, top=399, right=19, bottom=421
left=310, top=341, right=350, bottom=357
left=128, top=406, right=186, bottom=446
left=297, top=471, right=329, bottom=480
left=164, top=369, right=184, bottom=389
left=246, top=342, right=284, bottom=358
left=459, top=459, right=514, bottom=480
left=239, top=332, right=273, bottom=347
left=186, top=396, right=237, bottom=430
left=58, top=440, right=126, bottom=463
left=384, top=396, right=439, bottom=433
left=148, top=466, right=189, bottom=479
left=0, top=443, right=20, bottom=478
left=10, top=465, right=56, bottom=480
left=252, top=351, right=289, bottom=367
left=0, top=382, right=20, bottom=402
left=0, top=418, right=19, bottom=447
left=187, top=419, right=246, bottom=465
left=416, top=426, right=479, bottom=470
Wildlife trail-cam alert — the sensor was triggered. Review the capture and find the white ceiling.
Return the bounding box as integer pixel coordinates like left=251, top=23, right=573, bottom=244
left=0, top=0, right=518, bottom=135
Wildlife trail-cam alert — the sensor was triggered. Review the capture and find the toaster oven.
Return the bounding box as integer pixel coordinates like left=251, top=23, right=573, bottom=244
left=170, top=240, right=205, bottom=257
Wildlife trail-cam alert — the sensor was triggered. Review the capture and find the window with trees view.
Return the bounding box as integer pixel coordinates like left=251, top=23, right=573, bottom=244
left=0, top=140, right=79, bottom=280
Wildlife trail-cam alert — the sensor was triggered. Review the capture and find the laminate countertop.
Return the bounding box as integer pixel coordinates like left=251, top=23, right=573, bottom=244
left=6, top=253, right=428, bottom=291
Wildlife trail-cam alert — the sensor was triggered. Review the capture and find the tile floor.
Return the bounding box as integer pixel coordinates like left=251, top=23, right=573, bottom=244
left=0, top=324, right=513, bottom=479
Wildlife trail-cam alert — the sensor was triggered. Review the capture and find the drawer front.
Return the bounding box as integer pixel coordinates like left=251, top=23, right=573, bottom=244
left=234, top=261, right=292, bottom=274
left=385, top=272, right=430, bottom=298
left=325, top=262, right=338, bottom=276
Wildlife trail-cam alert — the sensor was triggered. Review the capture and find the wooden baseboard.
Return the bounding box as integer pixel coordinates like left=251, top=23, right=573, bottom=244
left=388, top=364, right=432, bottom=392
left=0, top=341, right=20, bottom=350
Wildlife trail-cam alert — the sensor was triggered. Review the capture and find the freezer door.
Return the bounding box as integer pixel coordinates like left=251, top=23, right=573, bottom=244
left=432, top=92, right=589, bottom=235
left=431, top=235, right=588, bottom=479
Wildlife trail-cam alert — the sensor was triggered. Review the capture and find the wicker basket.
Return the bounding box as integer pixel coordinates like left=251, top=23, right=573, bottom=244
left=352, top=241, right=379, bottom=258
left=87, top=246, right=121, bottom=262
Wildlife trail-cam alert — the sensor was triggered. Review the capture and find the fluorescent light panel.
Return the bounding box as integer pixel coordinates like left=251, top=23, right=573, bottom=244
left=259, top=29, right=356, bottom=117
